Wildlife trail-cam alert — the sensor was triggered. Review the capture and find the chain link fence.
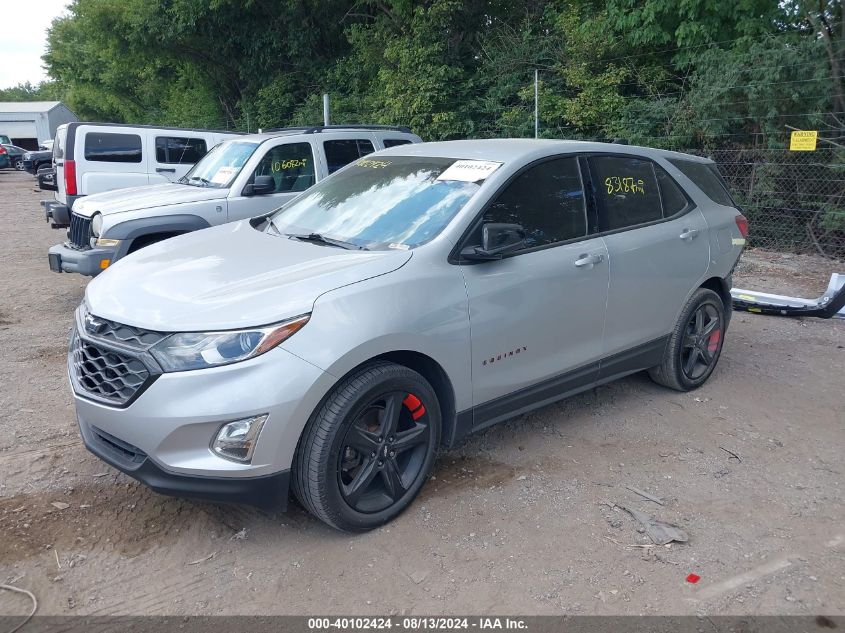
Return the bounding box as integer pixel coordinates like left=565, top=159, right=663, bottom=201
left=700, top=148, right=845, bottom=259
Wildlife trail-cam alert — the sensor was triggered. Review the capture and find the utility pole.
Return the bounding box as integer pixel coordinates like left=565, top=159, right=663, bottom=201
left=323, top=94, right=331, bottom=127
left=534, top=69, right=539, bottom=139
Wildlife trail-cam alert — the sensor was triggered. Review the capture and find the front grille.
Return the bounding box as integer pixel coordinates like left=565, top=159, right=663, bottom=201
left=82, top=313, right=169, bottom=349
left=91, top=426, right=147, bottom=464
left=70, top=331, right=151, bottom=405
left=68, top=213, right=92, bottom=250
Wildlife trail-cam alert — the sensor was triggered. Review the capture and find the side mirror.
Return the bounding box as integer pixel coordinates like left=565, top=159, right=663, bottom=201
left=243, top=175, right=276, bottom=196
left=461, top=223, right=526, bottom=261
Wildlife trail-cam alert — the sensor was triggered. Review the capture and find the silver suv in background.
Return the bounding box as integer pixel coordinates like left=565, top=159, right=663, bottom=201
left=67, top=139, right=746, bottom=532
left=48, top=125, right=421, bottom=276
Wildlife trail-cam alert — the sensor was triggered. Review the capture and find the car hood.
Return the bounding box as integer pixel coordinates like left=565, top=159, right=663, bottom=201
left=72, top=183, right=228, bottom=217
left=86, top=221, right=413, bottom=331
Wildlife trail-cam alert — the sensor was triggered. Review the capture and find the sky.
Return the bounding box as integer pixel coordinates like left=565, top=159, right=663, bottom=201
left=0, top=1, right=71, bottom=89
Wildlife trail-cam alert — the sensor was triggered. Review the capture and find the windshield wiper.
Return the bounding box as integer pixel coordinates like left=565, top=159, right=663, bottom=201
left=186, top=176, right=212, bottom=187
left=285, top=232, right=367, bottom=250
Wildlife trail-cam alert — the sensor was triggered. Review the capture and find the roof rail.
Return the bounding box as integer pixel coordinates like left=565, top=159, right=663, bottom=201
left=262, top=124, right=412, bottom=135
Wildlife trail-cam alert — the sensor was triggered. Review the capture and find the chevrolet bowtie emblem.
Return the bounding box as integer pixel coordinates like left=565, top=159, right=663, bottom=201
left=84, top=313, right=105, bottom=334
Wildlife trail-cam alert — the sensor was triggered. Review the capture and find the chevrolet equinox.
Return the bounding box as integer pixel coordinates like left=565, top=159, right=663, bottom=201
left=68, top=139, right=747, bottom=532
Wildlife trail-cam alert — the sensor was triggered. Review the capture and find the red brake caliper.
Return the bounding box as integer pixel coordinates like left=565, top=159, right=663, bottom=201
left=707, top=329, right=721, bottom=353
left=403, top=394, right=426, bottom=420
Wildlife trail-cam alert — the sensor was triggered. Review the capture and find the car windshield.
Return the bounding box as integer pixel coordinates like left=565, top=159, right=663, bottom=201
left=180, top=140, right=258, bottom=188
left=268, top=156, right=492, bottom=250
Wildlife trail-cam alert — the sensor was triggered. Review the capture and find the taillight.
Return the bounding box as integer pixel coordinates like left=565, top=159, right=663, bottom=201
left=64, top=159, right=77, bottom=196
left=735, top=214, right=748, bottom=238
left=0, top=146, right=6, bottom=155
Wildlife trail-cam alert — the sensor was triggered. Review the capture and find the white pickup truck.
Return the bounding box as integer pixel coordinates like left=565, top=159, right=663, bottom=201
left=47, top=125, right=420, bottom=276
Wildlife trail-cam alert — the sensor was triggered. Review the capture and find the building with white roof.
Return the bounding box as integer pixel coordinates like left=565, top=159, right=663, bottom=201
left=0, top=101, right=78, bottom=149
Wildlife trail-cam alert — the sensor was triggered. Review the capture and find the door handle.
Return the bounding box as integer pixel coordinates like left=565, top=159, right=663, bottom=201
left=574, top=252, right=604, bottom=268
left=156, top=167, right=176, bottom=173
left=679, top=228, right=700, bottom=240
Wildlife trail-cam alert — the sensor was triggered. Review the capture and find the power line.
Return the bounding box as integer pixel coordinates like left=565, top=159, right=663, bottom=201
left=592, top=29, right=817, bottom=65
left=612, top=57, right=836, bottom=90
left=614, top=75, right=844, bottom=100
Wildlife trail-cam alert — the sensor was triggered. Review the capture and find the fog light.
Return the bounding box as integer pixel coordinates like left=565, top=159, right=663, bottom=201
left=211, top=414, right=268, bottom=463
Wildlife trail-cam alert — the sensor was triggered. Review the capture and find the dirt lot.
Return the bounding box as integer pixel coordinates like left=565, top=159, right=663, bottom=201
left=0, top=169, right=843, bottom=617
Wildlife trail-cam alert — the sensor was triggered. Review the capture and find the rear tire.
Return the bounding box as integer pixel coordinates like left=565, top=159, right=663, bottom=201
left=292, top=361, right=440, bottom=532
left=648, top=288, right=726, bottom=391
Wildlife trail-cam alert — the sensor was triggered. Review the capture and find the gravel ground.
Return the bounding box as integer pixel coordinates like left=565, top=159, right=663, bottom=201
left=0, top=169, right=843, bottom=616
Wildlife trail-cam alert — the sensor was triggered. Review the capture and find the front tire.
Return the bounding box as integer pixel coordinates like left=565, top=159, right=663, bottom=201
left=292, top=361, right=440, bottom=532
left=649, top=288, right=726, bottom=391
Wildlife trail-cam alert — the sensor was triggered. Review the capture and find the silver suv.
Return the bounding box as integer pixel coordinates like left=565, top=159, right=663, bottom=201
left=68, top=139, right=746, bottom=532
left=48, top=125, right=420, bottom=276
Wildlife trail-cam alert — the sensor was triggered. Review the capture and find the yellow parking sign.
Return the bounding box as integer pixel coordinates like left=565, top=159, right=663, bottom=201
left=790, top=130, right=817, bottom=151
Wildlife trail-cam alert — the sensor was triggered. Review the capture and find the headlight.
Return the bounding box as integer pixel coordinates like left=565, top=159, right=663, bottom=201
left=91, top=213, right=103, bottom=238
left=150, top=314, right=309, bottom=372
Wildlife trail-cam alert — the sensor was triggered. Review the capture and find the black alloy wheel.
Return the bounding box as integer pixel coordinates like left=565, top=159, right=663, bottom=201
left=680, top=303, right=722, bottom=381
left=292, top=361, right=441, bottom=532
left=648, top=287, right=726, bottom=391
left=338, top=390, right=433, bottom=513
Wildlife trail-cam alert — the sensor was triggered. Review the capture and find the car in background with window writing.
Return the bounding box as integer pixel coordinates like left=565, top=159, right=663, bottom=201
left=47, top=125, right=420, bottom=276
left=68, top=139, right=747, bottom=532
left=43, top=122, right=242, bottom=229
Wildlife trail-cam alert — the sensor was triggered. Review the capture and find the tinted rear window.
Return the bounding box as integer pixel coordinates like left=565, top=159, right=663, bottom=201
left=669, top=159, right=735, bottom=207
left=155, top=137, right=207, bottom=164
left=324, top=139, right=375, bottom=174
left=383, top=138, right=412, bottom=148
left=53, top=132, right=64, bottom=159
left=84, top=132, right=142, bottom=163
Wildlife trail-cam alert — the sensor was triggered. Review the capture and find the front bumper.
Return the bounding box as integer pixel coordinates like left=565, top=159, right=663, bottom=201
left=70, top=324, right=335, bottom=509
left=79, top=421, right=291, bottom=510
left=41, top=200, right=71, bottom=228
left=48, top=242, right=117, bottom=276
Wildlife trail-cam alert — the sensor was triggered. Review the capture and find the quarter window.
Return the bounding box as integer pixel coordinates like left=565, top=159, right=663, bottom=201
left=589, top=156, right=662, bottom=230
left=84, top=132, right=142, bottom=163
left=481, top=157, right=587, bottom=249
left=668, top=159, right=735, bottom=207
left=655, top=165, right=689, bottom=216
left=252, top=142, right=315, bottom=193
left=155, top=137, right=207, bottom=164
left=324, top=139, right=375, bottom=174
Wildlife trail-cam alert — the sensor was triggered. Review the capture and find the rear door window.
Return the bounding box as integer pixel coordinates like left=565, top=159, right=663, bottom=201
left=84, top=132, right=142, bottom=163
left=668, top=159, right=735, bottom=206
left=155, top=137, right=207, bottom=164
left=589, top=156, right=662, bottom=231
left=323, top=139, right=375, bottom=174
left=251, top=142, right=315, bottom=193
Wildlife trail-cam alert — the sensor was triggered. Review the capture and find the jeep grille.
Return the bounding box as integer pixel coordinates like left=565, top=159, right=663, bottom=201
left=67, top=213, right=92, bottom=250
